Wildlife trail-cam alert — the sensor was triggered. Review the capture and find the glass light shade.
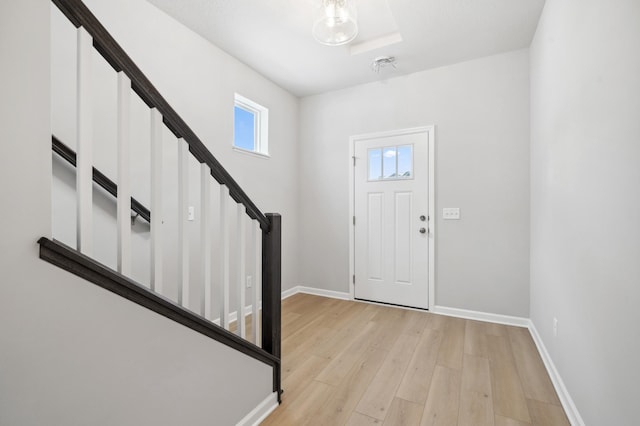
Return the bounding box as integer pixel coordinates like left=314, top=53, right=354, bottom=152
left=313, top=0, right=358, bottom=46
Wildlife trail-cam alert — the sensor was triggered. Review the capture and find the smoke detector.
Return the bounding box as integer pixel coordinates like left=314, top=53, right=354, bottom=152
left=371, top=56, right=397, bottom=73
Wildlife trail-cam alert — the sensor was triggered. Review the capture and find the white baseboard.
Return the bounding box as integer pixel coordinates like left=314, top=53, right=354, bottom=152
left=213, top=304, right=257, bottom=327
left=281, top=286, right=299, bottom=300
left=213, top=310, right=243, bottom=327
left=281, top=285, right=350, bottom=300
left=431, top=305, right=530, bottom=328
left=528, top=321, right=585, bottom=426
left=294, top=285, right=351, bottom=300
left=236, top=391, right=278, bottom=426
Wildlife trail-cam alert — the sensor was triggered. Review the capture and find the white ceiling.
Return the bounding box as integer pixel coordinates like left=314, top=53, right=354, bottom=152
left=146, top=0, right=545, bottom=97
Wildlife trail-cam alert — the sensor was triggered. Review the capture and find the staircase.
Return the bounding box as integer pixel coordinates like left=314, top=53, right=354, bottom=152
left=41, top=0, right=282, bottom=409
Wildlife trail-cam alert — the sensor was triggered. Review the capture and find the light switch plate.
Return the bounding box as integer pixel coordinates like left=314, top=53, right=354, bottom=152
left=443, top=208, right=460, bottom=220
left=188, top=206, right=195, bottom=221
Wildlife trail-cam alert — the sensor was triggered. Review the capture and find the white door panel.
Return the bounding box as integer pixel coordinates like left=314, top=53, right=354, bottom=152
left=354, top=130, right=429, bottom=309
left=367, top=192, right=383, bottom=280
left=394, top=192, right=412, bottom=284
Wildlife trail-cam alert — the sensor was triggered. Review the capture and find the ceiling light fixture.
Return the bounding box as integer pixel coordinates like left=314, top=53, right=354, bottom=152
left=312, top=0, right=358, bottom=46
left=371, top=56, right=397, bottom=73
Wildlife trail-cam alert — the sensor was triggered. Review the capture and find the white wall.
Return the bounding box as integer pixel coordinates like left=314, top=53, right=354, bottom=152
left=0, top=1, right=275, bottom=424
left=50, top=0, right=300, bottom=319
left=299, top=50, right=531, bottom=317
left=530, top=0, right=640, bottom=424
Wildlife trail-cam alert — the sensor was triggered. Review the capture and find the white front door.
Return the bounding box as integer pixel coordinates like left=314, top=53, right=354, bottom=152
left=353, top=129, right=431, bottom=309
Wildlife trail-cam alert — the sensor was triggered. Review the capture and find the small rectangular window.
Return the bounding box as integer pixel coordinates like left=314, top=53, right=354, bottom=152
left=383, top=147, right=397, bottom=178
left=368, top=144, right=413, bottom=181
left=234, top=106, right=255, bottom=151
left=368, top=148, right=382, bottom=180
left=233, top=94, right=269, bottom=156
left=397, top=145, right=412, bottom=178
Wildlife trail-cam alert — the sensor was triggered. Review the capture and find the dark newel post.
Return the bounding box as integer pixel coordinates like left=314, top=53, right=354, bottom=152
left=262, top=213, right=282, bottom=399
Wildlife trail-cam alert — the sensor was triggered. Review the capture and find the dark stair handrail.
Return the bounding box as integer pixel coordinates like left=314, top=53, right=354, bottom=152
left=52, top=135, right=151, bottom=223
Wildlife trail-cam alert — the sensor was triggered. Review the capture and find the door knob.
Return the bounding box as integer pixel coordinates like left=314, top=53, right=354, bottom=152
left=419, top=215, right=426, bottom=221
left=419, top=227, right=426, bottom=234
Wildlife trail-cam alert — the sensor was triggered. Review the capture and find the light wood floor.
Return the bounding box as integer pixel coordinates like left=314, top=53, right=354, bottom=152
left=262, top=294, right=569, bottom=426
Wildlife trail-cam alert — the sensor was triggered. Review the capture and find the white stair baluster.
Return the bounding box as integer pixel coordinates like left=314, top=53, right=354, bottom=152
left=150, top=108, right=163, bottom=293
left=116, top=72, right=131, bottom=276
left=178, top=139, right=190, bottom=308
left=236, top=204, right=246, bottom=338
left=201, top=164, right=212, bottom=320
left=76, top=27, right=93, bottom=255
left=220, top=185, right=230, bottom=329
left=252, top=220, right=262, bottom=347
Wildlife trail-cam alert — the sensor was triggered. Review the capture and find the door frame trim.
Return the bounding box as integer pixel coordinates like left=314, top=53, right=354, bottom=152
left=348, top=126, right=436, bottom=310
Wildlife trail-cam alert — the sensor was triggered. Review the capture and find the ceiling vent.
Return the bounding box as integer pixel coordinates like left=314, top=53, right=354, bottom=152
left=371, top=56, right=397, bottom=73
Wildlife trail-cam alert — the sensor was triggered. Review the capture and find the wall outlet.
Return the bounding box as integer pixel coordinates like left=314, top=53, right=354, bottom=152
left=246, top=275, right=253, bottom=288
left=553, top=317, right=558, bottom=337
left=443, top=207, right=461, bottom=220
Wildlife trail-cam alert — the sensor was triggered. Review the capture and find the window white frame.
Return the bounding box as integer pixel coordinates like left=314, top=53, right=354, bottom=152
left=367, top=144, right=415, bottom=181
left=233, top=93, right=269, bottom=157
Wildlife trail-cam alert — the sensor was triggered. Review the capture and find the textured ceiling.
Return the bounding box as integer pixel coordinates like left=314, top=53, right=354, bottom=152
left=146, top=0, right=545, bottom=97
